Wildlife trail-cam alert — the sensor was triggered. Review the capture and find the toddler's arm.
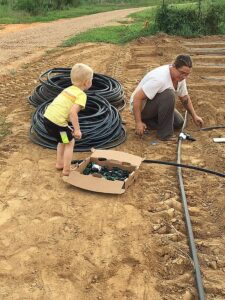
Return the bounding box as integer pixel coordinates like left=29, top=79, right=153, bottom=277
left=69, top=104, right=82, bottom=139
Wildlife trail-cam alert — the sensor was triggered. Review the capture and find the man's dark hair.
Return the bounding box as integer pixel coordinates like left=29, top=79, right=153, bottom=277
left=174, top=54, right=192, bottom=69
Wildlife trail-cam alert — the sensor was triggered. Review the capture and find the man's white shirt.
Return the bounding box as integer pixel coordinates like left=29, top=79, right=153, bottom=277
left=130, top=64, right=188, bottom=112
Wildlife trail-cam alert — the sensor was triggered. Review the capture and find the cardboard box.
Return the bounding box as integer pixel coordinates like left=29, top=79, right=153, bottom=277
left=63, top=149, right=143, bottom=194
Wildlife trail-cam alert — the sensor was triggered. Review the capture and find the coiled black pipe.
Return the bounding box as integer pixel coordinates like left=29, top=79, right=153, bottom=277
left=29, top=94, right=126, bottom=152
left=29, top=68, right=126, bottom=111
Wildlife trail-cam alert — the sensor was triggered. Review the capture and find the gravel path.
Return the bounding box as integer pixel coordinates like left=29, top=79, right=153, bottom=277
left=0, top=7, right=146, bottom=69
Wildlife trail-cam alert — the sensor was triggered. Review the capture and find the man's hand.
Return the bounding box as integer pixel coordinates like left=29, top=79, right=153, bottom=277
left=73, top=129, right=82, bottom=139
left=179, top=96, right=204, bottom=128
left=193, top=115, right=204, bottom=128
left=135, top=121, right=147, bottom=136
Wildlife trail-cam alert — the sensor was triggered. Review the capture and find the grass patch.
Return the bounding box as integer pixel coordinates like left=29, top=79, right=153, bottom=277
left=0, top=116, right=11, bottom=140
left=63, top=23, right=156, bottom=46
left=63, top=7, right=157, bottom=46
left=0, top=4, right=27, bottom=23
left=66, top=25, right=148, bottom=45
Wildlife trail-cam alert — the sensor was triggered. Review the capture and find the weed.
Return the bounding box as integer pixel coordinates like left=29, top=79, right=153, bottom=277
left=9, top=69, right=16, bottom=76
left=0, top=116, right=11, bottom=139
left=21, top=63, right=29, bottom=69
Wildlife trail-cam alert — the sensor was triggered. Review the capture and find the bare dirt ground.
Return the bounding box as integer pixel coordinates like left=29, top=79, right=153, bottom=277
left=0, top=11, right=225, bottom=300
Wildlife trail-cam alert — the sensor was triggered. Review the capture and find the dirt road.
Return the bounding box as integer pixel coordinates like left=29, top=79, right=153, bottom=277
left=0, top=7, right=146, bottom=72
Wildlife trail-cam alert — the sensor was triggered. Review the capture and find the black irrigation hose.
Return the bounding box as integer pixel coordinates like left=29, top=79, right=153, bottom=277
left=143, top=159, right=225, bottom=178
left=201, top=125, right=225, bottom=131
left=29, top=68, right=126, bottom=111
left=71, top=159, right=225, bottom=178
left=29, top=94, right=126, bottom=152
left=177, top=112, right=205, bottom=300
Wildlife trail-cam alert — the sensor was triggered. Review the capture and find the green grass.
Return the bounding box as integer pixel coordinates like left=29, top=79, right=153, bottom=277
left=63, top=7, right=157, bottom=46
left=0, top=1, right=194, bottom=24
left=63, top=24, right=154, bottom=46
left=0, top=5, right=25, bottom=23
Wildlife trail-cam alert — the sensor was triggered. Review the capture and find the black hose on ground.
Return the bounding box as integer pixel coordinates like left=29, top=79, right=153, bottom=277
left=143, top=159, right=225, bottom=178
left=29, top=68, right=126, bottom=111
left=29, top=94, right=126, bottom=152
left=176, top=112, right=206, bottom=300
left=201, top=125, right=225, bottom=131
left=71, top=158, right=225, bottom=178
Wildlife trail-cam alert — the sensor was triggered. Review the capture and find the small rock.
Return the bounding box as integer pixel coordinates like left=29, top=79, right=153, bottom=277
left=164, top=192, right=171, bottom=200
left=153, top=224, right=161, bottom=231
left=212, top=248, right=220, bottom=255
left=217, top=260, right=225, bottom=268
left=158, top=226, right=167, bottom=234
left=183, top=290, right=193, bottom=300
left=209, top=261, right=217, bottom=270
left=155, top=206, right=165, bottom=212
left=167, top=208, right=175, bottom=217
left=165, top=198, right=182, bottom=211
left=171, top=235, right=178, bottom=242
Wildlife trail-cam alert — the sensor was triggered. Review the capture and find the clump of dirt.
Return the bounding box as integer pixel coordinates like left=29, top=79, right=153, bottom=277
left=0, top=34, right=225, bottom=300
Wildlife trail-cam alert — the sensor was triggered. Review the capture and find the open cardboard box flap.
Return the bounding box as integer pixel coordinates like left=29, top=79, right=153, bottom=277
left=63, top=171, right=125, bottom=194
left=90, top=149, right=143, bottom=167
left=63, top=149, right=143, bottom=194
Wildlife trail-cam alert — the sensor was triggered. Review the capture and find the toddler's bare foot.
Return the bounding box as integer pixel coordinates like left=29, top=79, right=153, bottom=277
left=62, top=169, right=70, bottom=176
left=56, top=164, right=63, bottom=170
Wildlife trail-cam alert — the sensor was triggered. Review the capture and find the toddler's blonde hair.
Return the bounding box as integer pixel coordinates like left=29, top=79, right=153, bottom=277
left=70, top=63, right=93, bottom=85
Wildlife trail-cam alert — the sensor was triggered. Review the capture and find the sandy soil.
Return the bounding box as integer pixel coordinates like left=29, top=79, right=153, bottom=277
left=0, top=12, right=225, bottom=300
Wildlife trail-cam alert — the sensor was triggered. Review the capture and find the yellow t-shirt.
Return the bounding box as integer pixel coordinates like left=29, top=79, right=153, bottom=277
left=44, top=86, right=87, bottom=127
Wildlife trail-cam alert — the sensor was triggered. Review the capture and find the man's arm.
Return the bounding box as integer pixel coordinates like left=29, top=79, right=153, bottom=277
left=133, top=89, right=148, bottom=135
left=179, top=95, right=204, bottom=127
